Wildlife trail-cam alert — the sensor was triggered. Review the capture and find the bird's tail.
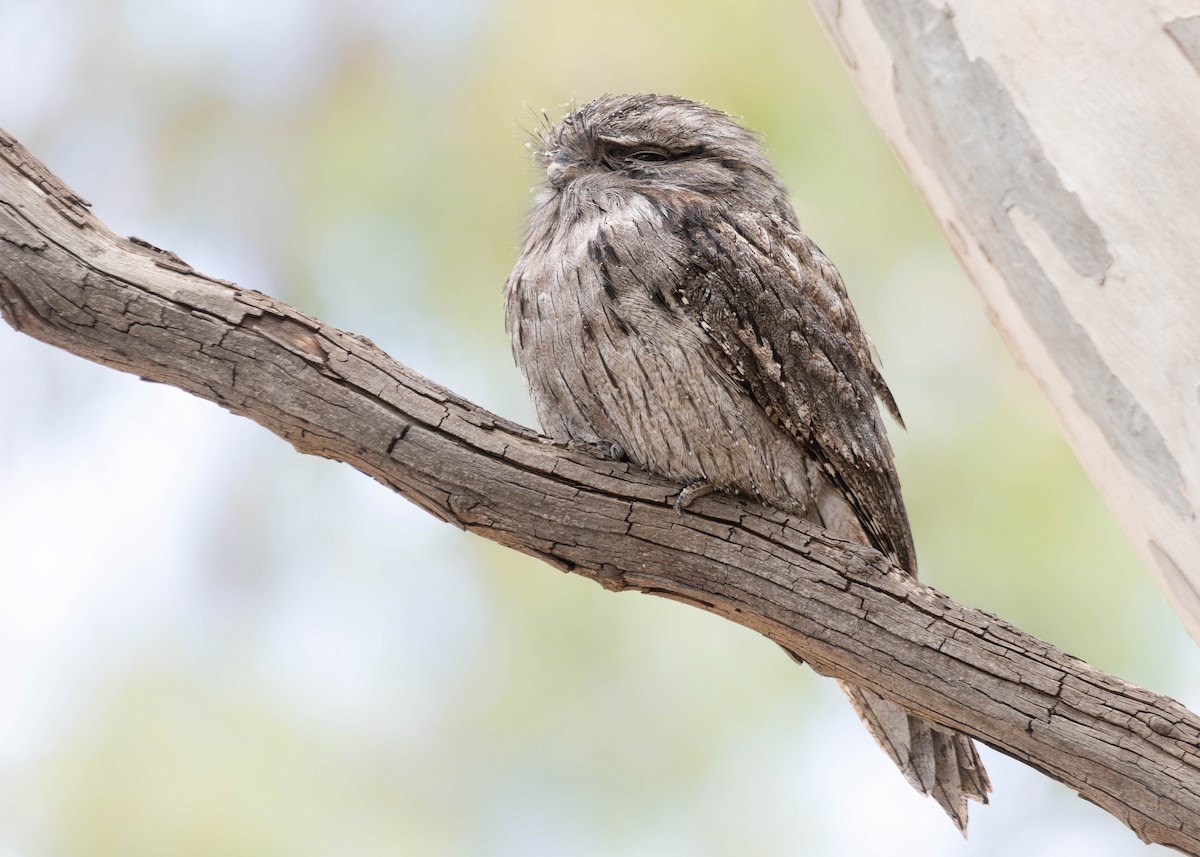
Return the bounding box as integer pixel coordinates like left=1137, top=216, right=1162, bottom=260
left=837, top=681, right=991, bottom=832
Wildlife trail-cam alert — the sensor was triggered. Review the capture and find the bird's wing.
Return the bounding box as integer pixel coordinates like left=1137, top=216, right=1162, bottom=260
left=673, top=206, right=917, bottom=574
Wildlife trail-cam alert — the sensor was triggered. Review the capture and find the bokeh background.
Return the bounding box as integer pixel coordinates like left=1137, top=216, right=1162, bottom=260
left=1, top=1, right=1196, bottom=855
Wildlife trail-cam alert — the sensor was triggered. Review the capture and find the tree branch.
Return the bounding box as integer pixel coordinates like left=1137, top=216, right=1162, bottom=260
left=2, top=129, right=1198, bottom=853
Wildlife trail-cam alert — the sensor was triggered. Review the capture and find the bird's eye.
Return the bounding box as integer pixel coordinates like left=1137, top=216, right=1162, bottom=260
left=629, top=150, right=669, bottom=163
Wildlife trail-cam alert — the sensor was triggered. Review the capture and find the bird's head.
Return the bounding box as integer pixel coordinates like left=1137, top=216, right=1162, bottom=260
left=532, top=94, right=782, bottom=205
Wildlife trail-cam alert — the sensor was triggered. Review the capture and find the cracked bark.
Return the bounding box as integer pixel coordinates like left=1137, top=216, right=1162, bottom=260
left=2, top=130, right=1200, bottom=853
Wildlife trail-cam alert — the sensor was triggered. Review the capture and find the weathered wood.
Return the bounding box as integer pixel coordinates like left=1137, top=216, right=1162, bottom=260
left=2, top=130, right=1199, bottom=852
left=808, top=0, right=1200, bottom=642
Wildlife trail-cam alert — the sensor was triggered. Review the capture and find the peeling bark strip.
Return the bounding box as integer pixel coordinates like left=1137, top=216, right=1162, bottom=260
left=1167, top=15, right=1200, bottom=71
left=808, top=0, right=1200, bottom=644
left=858, top=2, right=1186, bottom=520
left=2, top=131, right=1200, bottom=852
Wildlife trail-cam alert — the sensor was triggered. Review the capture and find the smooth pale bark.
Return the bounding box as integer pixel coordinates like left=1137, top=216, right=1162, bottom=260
left=3, top=131, right=1200, bottom=851
left=808, top=0, right=1200, bottom=643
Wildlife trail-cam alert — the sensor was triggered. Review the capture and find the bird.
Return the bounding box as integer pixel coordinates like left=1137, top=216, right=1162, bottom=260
left=503, top=93, right=990, bottom=831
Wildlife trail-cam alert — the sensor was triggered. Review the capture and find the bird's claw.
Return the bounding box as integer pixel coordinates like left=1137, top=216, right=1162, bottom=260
left=565, top=439, right=627, bottom=461
left=674, top=481, right=716, bottom=514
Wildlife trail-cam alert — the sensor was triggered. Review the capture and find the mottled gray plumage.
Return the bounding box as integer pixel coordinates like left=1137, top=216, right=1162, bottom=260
left=504, top=93, right=990, bottom=829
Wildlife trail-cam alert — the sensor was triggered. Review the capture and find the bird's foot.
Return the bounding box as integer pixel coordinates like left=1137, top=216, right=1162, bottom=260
left=565, top=438, right=627, bottom=462
left=674, top=480, right=716, bottom=514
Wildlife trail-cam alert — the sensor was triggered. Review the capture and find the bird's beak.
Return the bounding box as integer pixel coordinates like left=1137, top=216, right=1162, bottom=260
left=546, top=156, right=585, bottom=189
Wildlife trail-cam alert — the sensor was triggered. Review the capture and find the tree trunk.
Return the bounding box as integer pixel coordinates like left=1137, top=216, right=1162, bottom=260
left=808, top=0, right=1200, bottom=641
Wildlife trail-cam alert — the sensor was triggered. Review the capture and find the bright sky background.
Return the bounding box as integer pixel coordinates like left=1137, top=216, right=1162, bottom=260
left=1, top=0, right=1197, bottom=854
